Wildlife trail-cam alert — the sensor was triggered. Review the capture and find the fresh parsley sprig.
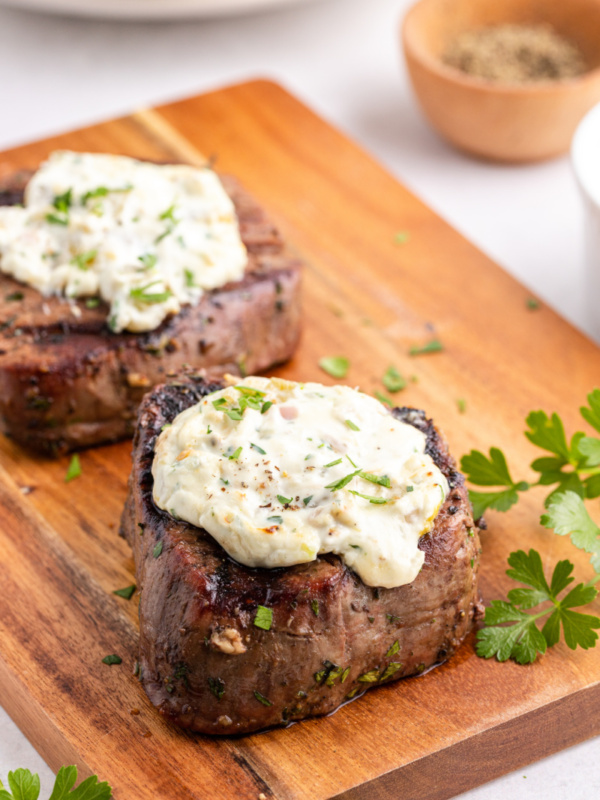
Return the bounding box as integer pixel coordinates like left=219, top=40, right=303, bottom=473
left=0, top=766, right=111, bottom=800
left=476, top=550, right=600, bottom=664
left=461, top=390, right=600, bottom=663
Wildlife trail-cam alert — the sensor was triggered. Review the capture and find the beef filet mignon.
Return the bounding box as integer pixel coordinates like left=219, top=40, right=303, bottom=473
left=0, top=171, right=301, bottom=455
left=120, top=370, right=483, bottom=735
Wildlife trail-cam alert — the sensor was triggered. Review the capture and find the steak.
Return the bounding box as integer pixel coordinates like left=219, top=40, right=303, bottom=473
left=120, top=371, right=483, bottom=735
left=0, top=171, right=302, bottom=455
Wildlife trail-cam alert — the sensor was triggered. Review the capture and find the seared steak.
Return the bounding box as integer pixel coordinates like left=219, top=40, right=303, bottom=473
left=120, top=371, right=483, bottom=735
left=0, top=172, right=302, bottom=455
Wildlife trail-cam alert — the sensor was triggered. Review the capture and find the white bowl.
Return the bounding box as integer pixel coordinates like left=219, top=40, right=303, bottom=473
left=572, top=102, right=600, bottom=341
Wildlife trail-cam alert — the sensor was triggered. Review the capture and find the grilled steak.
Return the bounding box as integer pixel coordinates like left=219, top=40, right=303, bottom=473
left=120, top=371, right=483, bottom=735
left=0, top=171, right=301, bottom=455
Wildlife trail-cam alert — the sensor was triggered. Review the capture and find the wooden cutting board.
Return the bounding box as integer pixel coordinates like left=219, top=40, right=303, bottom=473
left=0, top=79, right=599, bottom=800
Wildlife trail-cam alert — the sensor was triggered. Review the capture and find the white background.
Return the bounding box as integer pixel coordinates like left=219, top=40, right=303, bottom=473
left=0, top=0, right=598, bottom=796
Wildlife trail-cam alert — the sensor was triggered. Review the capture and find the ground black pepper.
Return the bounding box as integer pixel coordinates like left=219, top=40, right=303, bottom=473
left=443, top=24, right=586, bottom=83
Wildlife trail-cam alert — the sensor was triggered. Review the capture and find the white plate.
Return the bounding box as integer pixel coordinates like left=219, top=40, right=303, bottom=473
left=0, top=0, right=308, bottom=19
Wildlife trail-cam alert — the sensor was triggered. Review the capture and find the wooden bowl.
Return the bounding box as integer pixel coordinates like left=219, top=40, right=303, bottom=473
left=402, top=0, right=600, bottom=162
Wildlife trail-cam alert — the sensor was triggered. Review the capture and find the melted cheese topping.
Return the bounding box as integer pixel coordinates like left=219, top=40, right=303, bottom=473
left=0, top=151, right=247, bottom=332
left=152, top=377, right=449, bottom=589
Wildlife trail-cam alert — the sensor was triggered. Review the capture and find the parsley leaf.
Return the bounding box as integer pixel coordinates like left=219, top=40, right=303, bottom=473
left=476, top=549, right=600, bottom=664
left=254, top=605, right=273, bottom=631
left=382, top=366, right=406, bottom=393
left=64, top=455, right=81, bottom=483
left=460, top=448, right=529, bottom=518
left=318, top=356, right=349, bottom=379
left=112, top=584, right=136, bottom=600
left=409, top=338, right=443, bottom=356
left=0, top=766, right=111, bottom=800
left=541, top=491, right=600, bottom=572
left=374, top=391, right=393, bottom=407
left=130, top=281, right=172, bottom=305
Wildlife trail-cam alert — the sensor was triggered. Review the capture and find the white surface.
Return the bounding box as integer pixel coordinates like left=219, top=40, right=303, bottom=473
left=0, top=0, right=598, bottom=797
left=573, top=103, right=600, bottom=342
left=0, top=0, right=312, bottom=21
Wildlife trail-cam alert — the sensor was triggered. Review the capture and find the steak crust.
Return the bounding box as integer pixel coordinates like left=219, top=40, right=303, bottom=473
left=120, top=371, right=483, bottom=735
left=0, top=172, right=302, bottom=454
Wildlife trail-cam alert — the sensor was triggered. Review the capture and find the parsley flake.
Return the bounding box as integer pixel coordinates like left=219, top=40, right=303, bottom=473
left=254, top=690, right=273, bottom=706
left=375, top=391, right=393, bottom=407
left=311, top=599, right=320, bottom=616
left=254, top=605, right=273, bottom=631
left=267, top=515, right=283, bottom=525
left=102, top=654, right=122, bottom=666
left=324, top=458, right=343, bottom=468
left=250, top=442, right=266, bottom=455
left=382, top=366, right=406, bottom=393
left=113, top=584, right=136, bottom=600
left=138, top=253, right=157, bottom=270
left=409, top=338, right=444, bottom=356
left=319, top=356, right=349, bottom=379
left=70, top=249, right=97, bottom=270
left=348, top=489, right=389, bottom=504
left=64, top=454, right=81, bottom=483
left=345, top=419, right=360, bottom=431
left=152, top=541, right=163, bottom=558
left=130, top=281, right=172, bottom=305
left=303, top=495, right=313, bottom=505
left=277, top=494, right=292, bottom=505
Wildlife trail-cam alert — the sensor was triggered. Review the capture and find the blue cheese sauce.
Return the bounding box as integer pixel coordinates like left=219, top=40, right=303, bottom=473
left=0, top=151, right=247, bottom=333
left=152, top=377, right=449, bottom=589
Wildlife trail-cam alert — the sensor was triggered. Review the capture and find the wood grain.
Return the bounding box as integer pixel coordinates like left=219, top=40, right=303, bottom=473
left=0, top=79, right=599, bottom=800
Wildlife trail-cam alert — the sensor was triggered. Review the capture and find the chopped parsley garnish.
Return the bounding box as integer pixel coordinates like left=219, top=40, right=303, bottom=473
left=341, top=667, right=351, bottom=683
left=85, top=297, right=100, bottom=309
left=261, top=400, right=273, bottom=414
left=324, top=458, right=343, bottom=468
left=184, top=268, right=196, bottom=287
left=70, top=249, right=97, bottom=270
left=409, top=338, right=444, bottom=356
left=46, top=188, right=73, bottom=225
left=212, top=398, right=227, bottom=409
left=386, top=640, right=400, bottom=657
left=46, top=212, right=69, bottom=226
left=360, top=471, right=391, bottom=488
left=394, top=231, right=410, bottom=244
left=81, top=183, right=133, bottom=205
left=345, top=419, right=360, bottom=431
left=152, top=541, right=163, bottom=558
left=65, top=454, right=81, bottom=482
left=382, top=366, right=406, bottom=393
left=130, top=281, right=172, bottom=305
left=267, top=515, right=283, bottom=525
left=348, top=489, right=389, bottom=505
left=225, top=408, right=244, bottom=421
left=159, top=203, right=177, bottom=221
left=254, top=690, right=272, bottom=706
left=102, top=654, right=122, bottom=666
left=277, top=494, right=292, bottom=505
left=5, top=291, right=24, bottom=302
left=113, top=584, right=136, bottom=600
left=319, top=356, right=349, bottom=379
left=138, top=253, right=157, bottom=270
left=209, top=677, right=225, bottom=700
left=526, top=297, right=541, bottom=310
left=325, top=469, right=361, bottom=491
left=380, top=662, right=403, bottom=681
left=375, top=391, right=393, bottom=407
left=406, top=485, right=414, bottom=493
left=357, top=669, right=379, bottom=682
left=250, top=442, right=266, bottom=455
left=457, top=398, right=467, bottom=414
left=227, top=446, right=242, bottom=460
left=303, top=496, right=313, bottom=505
left=220, top=478, right=229, bottom=485
left=236, top=385, right=266, bottom=398
left=311, top=599, right=320, bottom=616
left=254, top=605, right=273, bottom=631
